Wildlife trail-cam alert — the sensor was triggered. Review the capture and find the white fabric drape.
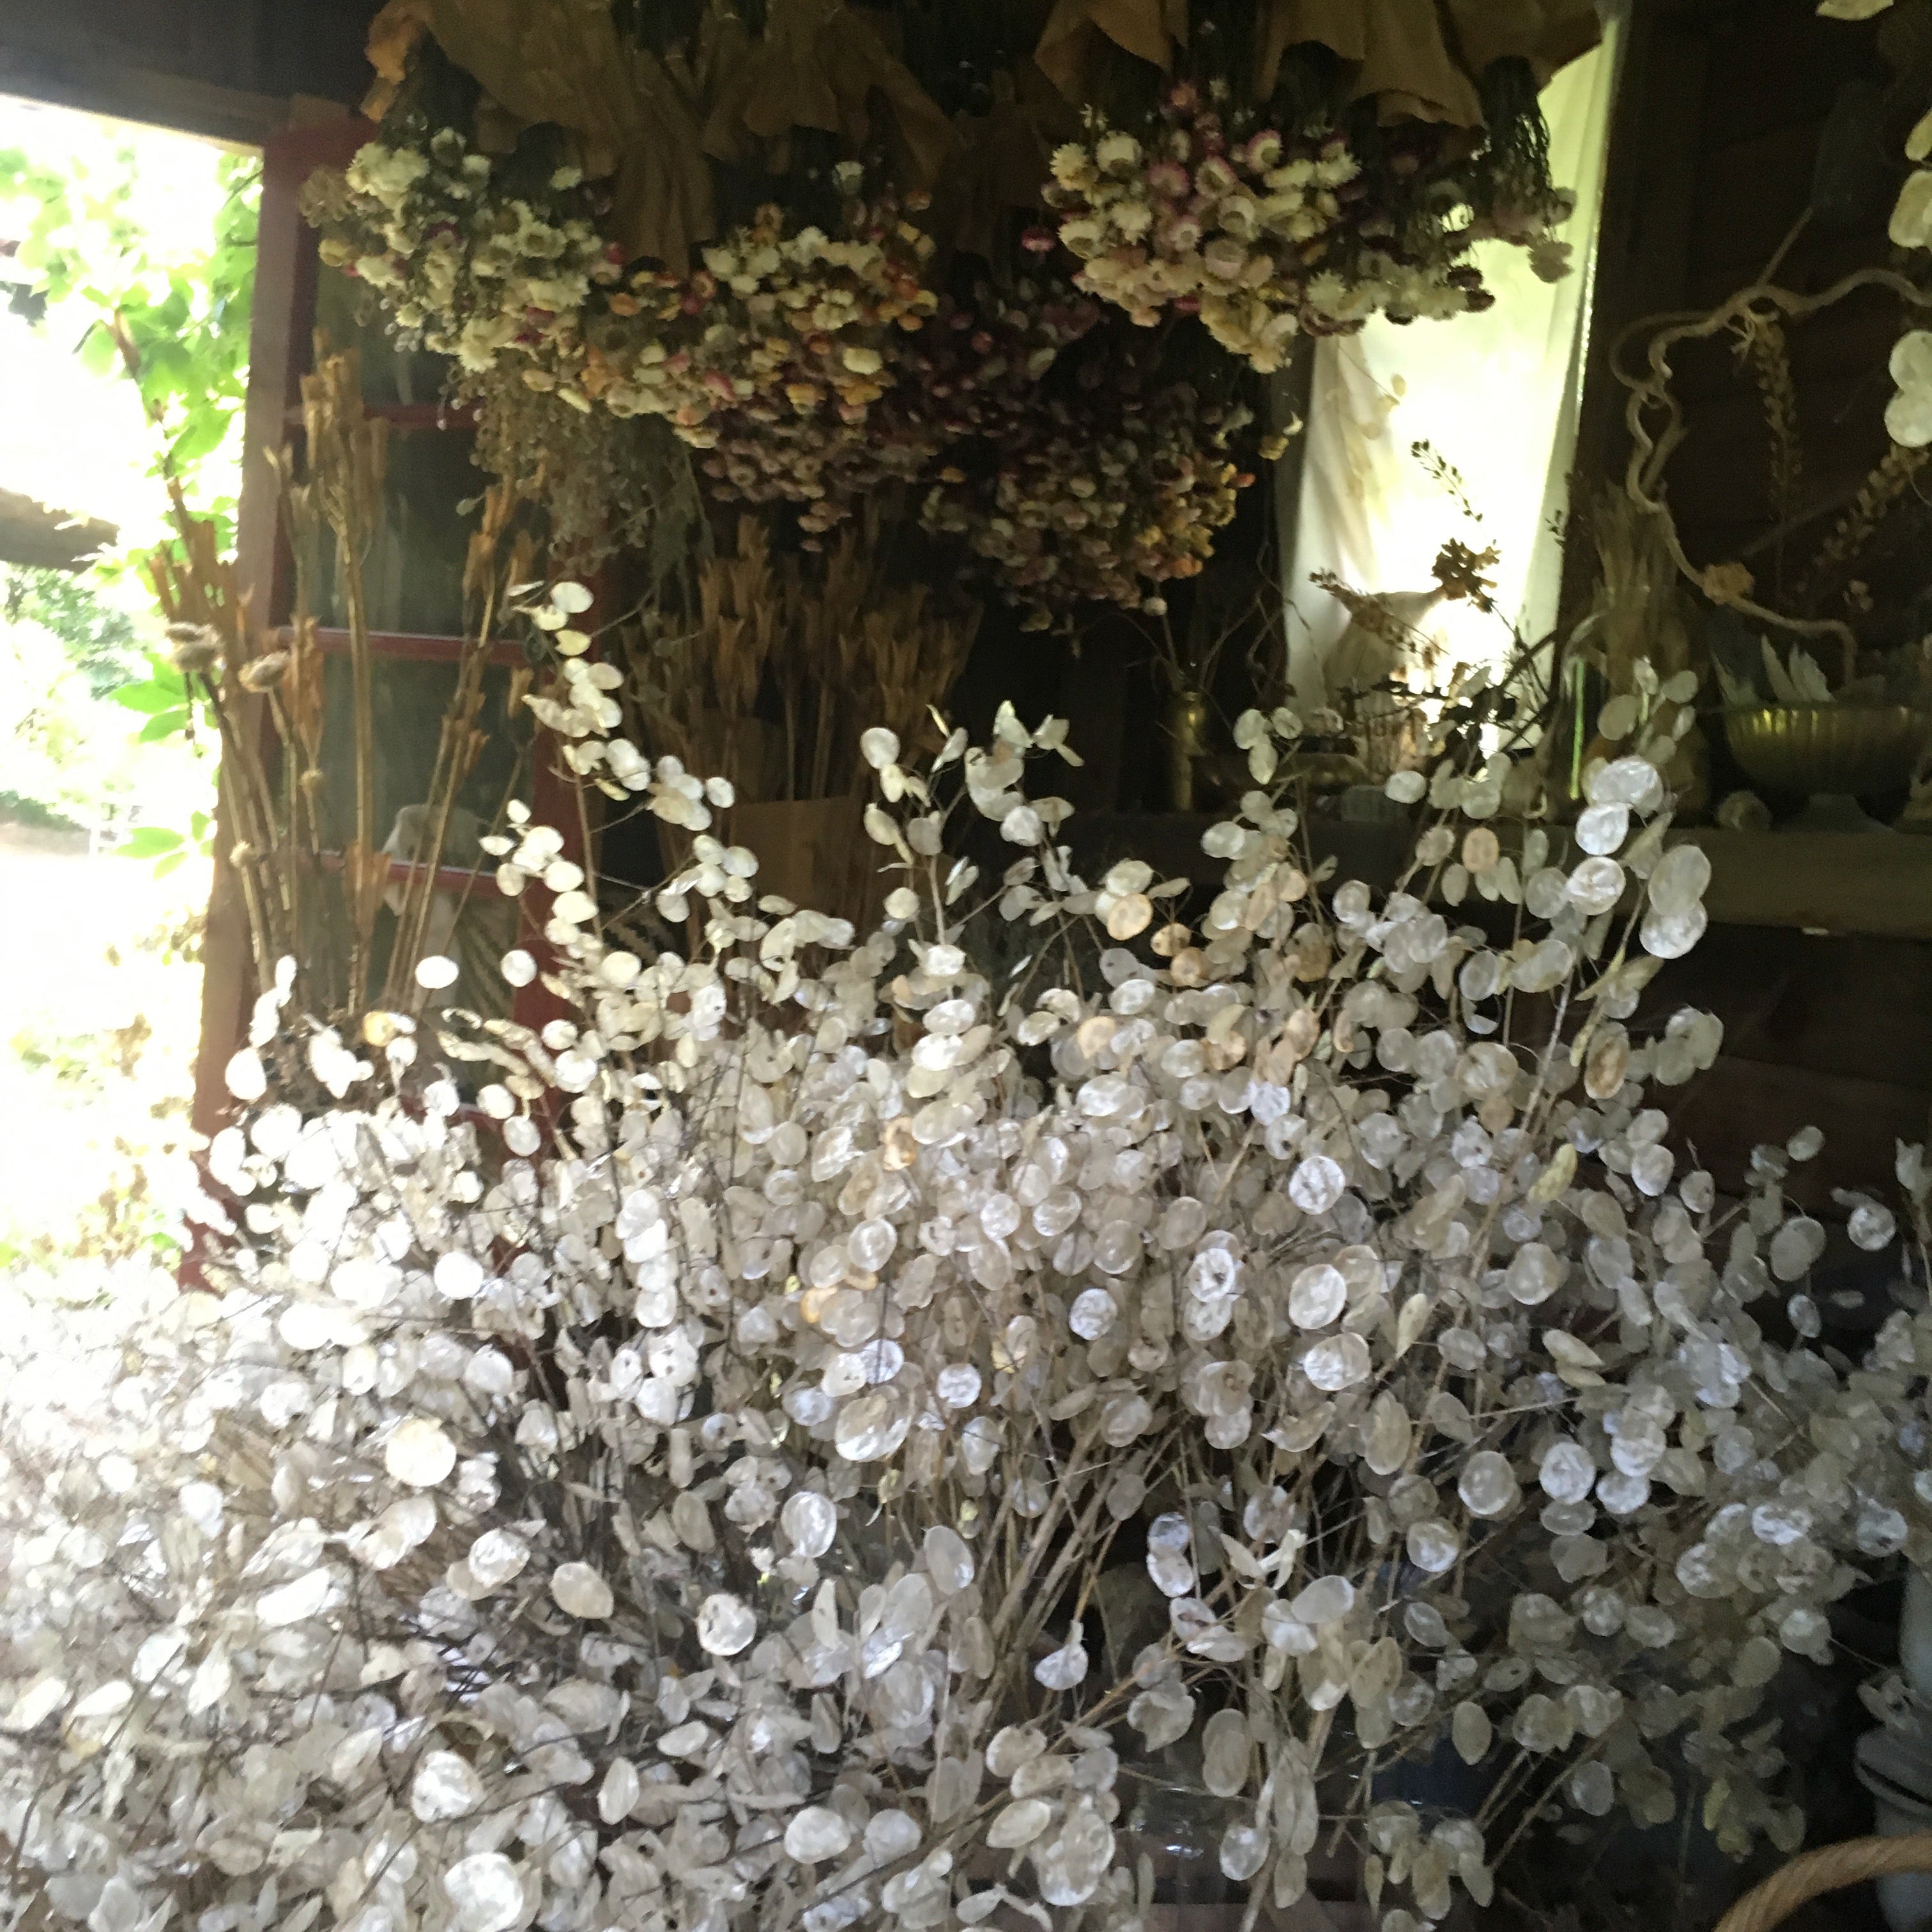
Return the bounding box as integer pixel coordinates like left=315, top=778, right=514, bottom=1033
left=1283, top=20, right=1625, bottom=704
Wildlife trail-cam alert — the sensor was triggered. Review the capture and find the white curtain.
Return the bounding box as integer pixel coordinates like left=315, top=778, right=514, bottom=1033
left=1284, top=21, right=1625, bottom=705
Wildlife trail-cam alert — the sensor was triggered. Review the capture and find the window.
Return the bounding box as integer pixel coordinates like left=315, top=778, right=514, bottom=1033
left=1284, top=26, right=1625, bottom=702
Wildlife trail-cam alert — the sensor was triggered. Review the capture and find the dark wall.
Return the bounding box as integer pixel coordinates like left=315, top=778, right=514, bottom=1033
left=1572, top=0, right=1932, bottom=1202
left=0, top=0, right=379, bottom=143
left=1575, top=0, right=1899, bottom=574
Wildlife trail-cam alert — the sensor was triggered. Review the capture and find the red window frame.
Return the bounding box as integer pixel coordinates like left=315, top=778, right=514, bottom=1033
left=190, top=120, right=584, bottom=1135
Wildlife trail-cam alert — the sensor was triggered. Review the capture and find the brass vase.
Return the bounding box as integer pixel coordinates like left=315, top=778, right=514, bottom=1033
left=1164, top=685, right=1209, bottom=811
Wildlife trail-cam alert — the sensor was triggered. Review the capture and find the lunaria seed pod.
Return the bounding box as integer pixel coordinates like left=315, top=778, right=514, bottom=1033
left=239, top=651, right=291, bottom=693
left=166, top=622, right=223, bottom=674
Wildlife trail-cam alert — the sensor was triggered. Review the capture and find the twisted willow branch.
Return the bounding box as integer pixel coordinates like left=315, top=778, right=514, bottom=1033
left=1615, top=266, right=1932, bottom=686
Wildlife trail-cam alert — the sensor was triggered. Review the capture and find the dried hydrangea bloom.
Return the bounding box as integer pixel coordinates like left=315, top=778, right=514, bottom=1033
left=4, top=685, right=1929, bottom=1932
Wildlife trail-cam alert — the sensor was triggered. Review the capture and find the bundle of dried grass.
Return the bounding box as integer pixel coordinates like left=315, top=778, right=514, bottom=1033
left=1559, top=489, right=1706, bottom=809
left=629, top=514, right=979, bottom=806
left=1589, top=489, right=1696, bottom=694
left=157, top=348, right=532, bottom=1046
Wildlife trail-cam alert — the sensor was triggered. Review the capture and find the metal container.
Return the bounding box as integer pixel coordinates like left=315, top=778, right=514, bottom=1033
left=1724, top=703, right=1932, bottom=798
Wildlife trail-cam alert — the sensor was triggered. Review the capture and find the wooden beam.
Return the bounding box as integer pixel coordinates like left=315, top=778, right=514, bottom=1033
left=0, top=39, right=289, bottom=146
left=1688, top=829, right=1932, bottom=941
left=0, top=487, right=115, bottom=571
left=190, top=121, right=367, bottom=1138
left=1560, top=1, right=1712, bottom=624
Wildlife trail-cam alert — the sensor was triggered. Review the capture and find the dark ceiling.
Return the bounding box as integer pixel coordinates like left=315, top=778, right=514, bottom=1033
left=0, top=0, right=381, bottom=145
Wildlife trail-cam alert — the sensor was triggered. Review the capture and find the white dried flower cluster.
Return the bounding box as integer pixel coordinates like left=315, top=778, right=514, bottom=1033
left=6, top=690, right=1931, bottom=1932
left=311, top=141, right=938, bottom=476
left=312, top=132, right=620, bottom=379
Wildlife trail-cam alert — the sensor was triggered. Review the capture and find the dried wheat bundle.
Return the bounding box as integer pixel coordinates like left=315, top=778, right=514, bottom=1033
left=629, top=516, right=977, bottom=806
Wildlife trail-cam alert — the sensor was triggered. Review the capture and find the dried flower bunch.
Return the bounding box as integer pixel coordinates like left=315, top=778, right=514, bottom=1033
left=310, top=137, right=1273, bottom=611
left=589, top=183, right=940, bottom=494
left=693, top=279, right=1105, bottom=548
left=1047, top=80, right=1575, bottom=375
left=310, top=140, right=937, bottom=466
left=921, top=378, right=1282, bottom=624
left=307, top=134, right=619, bottom=381
left=10, top=595, right=1932, bottom=1932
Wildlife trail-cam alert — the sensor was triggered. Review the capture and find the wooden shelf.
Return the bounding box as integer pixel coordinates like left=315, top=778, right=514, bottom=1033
left=1075, top=817, right=1932, bottom=942
left=1687, top=829, right=1932, bottom=940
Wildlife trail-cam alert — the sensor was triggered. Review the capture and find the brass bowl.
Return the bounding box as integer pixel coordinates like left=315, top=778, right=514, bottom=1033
left=1723, top=704, right=1932, bottom=798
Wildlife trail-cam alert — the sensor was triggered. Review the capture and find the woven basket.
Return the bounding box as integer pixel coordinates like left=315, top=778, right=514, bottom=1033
left=1714, top=1832, right=1932, bottom=1932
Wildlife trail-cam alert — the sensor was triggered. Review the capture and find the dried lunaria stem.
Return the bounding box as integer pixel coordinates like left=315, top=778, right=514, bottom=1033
left=9, top=689, right=1929, bottom=1932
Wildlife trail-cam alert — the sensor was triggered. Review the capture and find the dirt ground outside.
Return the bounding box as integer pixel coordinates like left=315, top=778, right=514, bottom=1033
left=0, top=818, right=206, bottom=1286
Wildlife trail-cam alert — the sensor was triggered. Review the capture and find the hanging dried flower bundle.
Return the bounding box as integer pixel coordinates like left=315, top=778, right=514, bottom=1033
left=305, top=143, right=931, bottom=441
left=1046, top=78, right=1575, bottom=374
left=921, top=378, right=1284, bottom=624
left=687, top=272, right=1107, bottom=546
left=302, top=0, right=1588, bottom=617
left=311, top=131, right=1285, bottom=615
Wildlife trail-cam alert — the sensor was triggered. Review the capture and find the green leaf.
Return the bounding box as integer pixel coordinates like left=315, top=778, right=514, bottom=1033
left=169, top=409, right=230, bottom=468
left=4, top=133, right=257, bottom=534
left=189, top=810, right=210, bottom=839
left=137, top=707, right=191, bottom=742
left=120, top=825, right=185, bottom=858
left=114, top=679, right=178, bottom=713
left=151, top=850, right=187, bottom=880
left=75, top=321, right=118, bottom=377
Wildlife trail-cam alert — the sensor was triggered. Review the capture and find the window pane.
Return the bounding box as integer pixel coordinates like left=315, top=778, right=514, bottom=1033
left=314, top=654, right=533, bottom=861
left=1285, top=37, right=1623, bottom=699
left=303, top=427, right=482, bottom=637
left=313, top=263, right=448, bottom=408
